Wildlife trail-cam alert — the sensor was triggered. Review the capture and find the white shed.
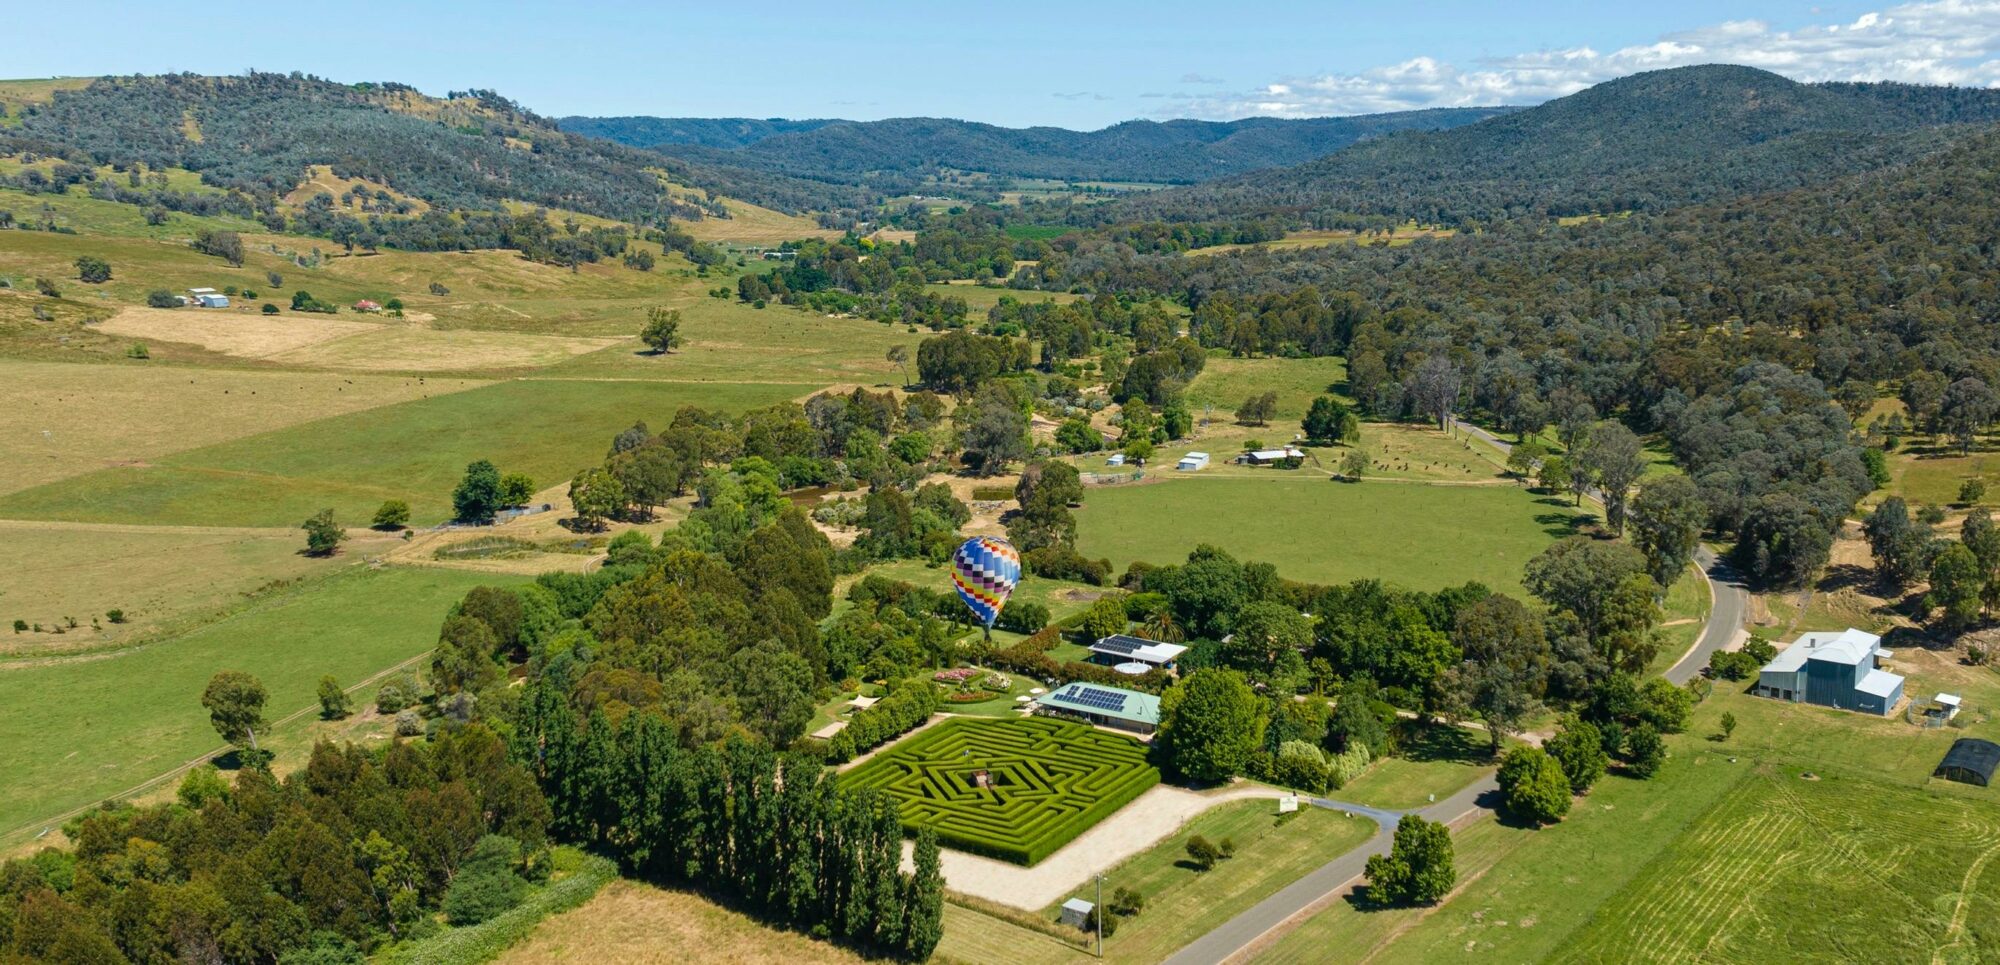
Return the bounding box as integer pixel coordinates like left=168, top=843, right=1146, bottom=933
left=1059, top=898, right=1095, bottom=928
left=1176, top=452, right=1210, bottom=471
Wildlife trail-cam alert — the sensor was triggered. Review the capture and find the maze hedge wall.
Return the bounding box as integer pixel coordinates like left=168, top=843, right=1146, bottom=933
left=842, top=716, right=1160, bottom=865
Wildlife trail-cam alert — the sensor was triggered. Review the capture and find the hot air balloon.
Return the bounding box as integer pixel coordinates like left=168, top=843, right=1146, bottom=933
left=950, top=535, right=1020, bottom=639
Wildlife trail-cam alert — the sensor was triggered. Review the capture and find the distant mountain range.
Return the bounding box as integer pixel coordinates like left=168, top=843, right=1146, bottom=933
left=557, top=109, right=1515, bottom=186
left=1106, top=65, right=2000, bottom=226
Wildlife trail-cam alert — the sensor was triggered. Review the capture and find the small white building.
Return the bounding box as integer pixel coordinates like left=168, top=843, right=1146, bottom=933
left=1059, top=898, right=1095, bottom=928
left=1106, top=453, right=1126, bottom=467
left=1090, top=634, right=1188, bottom=672
left=1938, top=693, right=1963, bottom=720
left=187, top=287, right=228, bottom=308
left=1176, top=451, right=1210, bottom=471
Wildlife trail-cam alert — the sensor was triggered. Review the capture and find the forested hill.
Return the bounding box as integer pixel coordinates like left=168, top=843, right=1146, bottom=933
left=1104, top=64, right=2000, bottom=227
left=558, top=115, right=848, bottom=150
left=560, top=108, right=1513, bottom=185
left=0, top=74, right=866, bottom=218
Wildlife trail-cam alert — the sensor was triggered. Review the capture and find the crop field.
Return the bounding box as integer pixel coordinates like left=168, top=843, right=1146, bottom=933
left=0, top=565, right=519, bottom=843
left=0, top=378, right=802, bottom=527
left=1074, top=477, right=1584, bottom=595
left=495, top=880, right=872, bottom=965
left=1556, top=771, right=2000, bottom=963
left=841, top=717, right=1160, bottom=865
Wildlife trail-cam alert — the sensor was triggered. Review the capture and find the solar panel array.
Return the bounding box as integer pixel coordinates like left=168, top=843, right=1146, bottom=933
left=1060, top=685, right=1129, bottom=713
left=1092, top=636, right=1145, bottom=656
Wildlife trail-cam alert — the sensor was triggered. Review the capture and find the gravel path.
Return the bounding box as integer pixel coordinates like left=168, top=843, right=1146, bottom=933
left=916, top=784, right=1282, bottom=910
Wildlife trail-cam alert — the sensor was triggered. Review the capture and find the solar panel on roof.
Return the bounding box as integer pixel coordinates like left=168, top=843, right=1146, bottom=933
left=1093, top=636, right=1143, bottom=655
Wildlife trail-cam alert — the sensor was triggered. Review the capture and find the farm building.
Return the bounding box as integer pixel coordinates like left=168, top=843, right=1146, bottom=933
left=354, top=299, right=382, bottom=312
left=1089, top=634, right=1187, bottom=674
left=1106, top=453, right=1125, bottom=467
left=1934, top=738, right=2000, bottom=786
left=1038, top=682, right=1161, bottom=735
left=1236, top=446, right=1306, bottom=465
left=1754, top=628, right=1904, bottom=715
left=186, top=287, right=228, bottom=308
left=1176, top=452, right=1210, bottom=471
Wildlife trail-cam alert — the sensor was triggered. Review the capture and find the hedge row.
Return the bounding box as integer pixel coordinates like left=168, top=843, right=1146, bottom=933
left=823, top=678, right=940, bottom=763
left=843, top=717, right=1160, bottom=865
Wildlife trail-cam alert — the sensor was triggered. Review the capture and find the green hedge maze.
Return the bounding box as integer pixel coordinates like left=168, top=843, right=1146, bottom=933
left=843, top=717, right=1161, bottom=865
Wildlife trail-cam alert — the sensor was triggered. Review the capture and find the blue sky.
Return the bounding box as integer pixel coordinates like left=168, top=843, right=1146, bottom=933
left=12, top=1, right=2000, bottom=127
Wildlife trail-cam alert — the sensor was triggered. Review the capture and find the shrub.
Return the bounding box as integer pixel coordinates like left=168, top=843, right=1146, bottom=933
left=74, top=255, right=110, bottom=283
left=1708, top=649, right=1759, bottom=680
left=105, top=609, right=126, bottom=624
left=394, top=709, right=424, bottom=737
left=12, top=620, right=26, bottom=633
left=316, top=675, right=351, bottom=720
left=1326, top=743, right=1372, bottom=789
left=1542, top=715, right=1608, bottom=794
left=125, top=343, right=149, bottom=359
left=1185, top=834, right=1222, bottom=871
left=1271, top=740, right=1330, bottom=793
left=377, top=679, right=414, bottom=713
left=442, top=869, right=525, bottom=926
left=262, top=303, right=280, bottom=315
left=1108, top=886, right=1145, bottom=917
left=1625, top=723, right=1666, bottom=778
left=146, top=289, right=180, bottom=308
left=34, top=276, right=59, bottom=297
left=1364, top=815, right=1455, bottom=905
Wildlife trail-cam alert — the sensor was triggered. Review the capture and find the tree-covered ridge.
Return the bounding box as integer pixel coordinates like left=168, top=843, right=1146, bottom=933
left=571, top=108, right=1512, bottom=186
left=558, top=115, right=848, bottom=150
left=1105, top=65, right=2000, bottom=228
left=1, top=73, right=865, bottom=219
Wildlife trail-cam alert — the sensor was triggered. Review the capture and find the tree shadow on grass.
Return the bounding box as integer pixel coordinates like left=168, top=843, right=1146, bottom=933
left=1392, top=719, right=1497, bottom=767
left=1534, top=511, right=1595, bottom=538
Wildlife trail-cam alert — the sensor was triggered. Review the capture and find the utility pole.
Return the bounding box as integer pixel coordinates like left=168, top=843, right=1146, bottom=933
left=1095, top=872, right=1105, bottom=957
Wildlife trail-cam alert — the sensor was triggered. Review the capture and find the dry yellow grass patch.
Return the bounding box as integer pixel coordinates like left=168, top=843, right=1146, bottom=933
left=97, top=306, right=381, bottom=358
left=496, top=880, right=872, bottom=965
left=0, top=359, right=488, bottom=494
left=268, top=325, right=622, bottom=371
left=281, top=165, right=429, bottom=213
left=665, top=187, right=839, bottom=245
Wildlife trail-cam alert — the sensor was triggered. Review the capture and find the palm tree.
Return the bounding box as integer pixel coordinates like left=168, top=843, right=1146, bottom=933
left=1141, top=609, right=1184, bottom=643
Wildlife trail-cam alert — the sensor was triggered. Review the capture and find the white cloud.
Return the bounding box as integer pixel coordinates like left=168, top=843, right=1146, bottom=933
left=1173, top=0, right=2000, bottom=118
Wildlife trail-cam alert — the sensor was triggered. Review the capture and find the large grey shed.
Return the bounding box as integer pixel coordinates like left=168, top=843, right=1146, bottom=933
left=1934, top=738, right=2000, bottom=787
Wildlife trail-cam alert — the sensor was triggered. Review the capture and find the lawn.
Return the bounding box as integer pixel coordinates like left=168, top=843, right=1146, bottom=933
left=0, top=565, right=518, bottom=844
left=1334, top=722, right=1496, bottom=811
left=0, top=378, right=802, bottom=527
left=842, top=717, right=1160, bottom=865
left=1073, top=477, right=1585, bottom=595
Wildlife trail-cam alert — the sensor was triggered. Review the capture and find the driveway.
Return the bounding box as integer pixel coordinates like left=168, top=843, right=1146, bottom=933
left=1160, top=776, right=1502, bottom=965
left=1665, top=547, right=1749, bottom=684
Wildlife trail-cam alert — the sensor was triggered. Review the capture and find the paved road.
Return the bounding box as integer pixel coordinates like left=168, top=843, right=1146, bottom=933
left=1159, top=777, right=1502, bottom=965
left=1665, top=547, right=1749, bottom=684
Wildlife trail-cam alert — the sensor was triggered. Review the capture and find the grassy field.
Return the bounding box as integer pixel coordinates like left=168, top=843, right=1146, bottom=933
left=0, top=565, right=518, bottom=842
left=0, top=359, right=489, bottom=495
left=1074, top=477, right=1585, bottom=595
left=1184, top=224, right=1454, bottom=257
left=1184, top=355, right=1350, bottom=418
left=843, top=717, right=1160, bottom=865
left=1555, top=770, right=2000, bottom=963
left=0, top=520, right=404, bottom=656
left=496, top=879, right=872, bottom=964
left=0, top=378, right=802, bottom=527
left=938, top=800, right=1377, bottom=965
left=1335, top=723, right=1497, bottom=810
left=1261, top=655, right=2000, bottom=963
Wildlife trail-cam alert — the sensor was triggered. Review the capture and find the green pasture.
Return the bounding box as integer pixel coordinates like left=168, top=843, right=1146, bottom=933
left=842, top=717, right=1159, bottom=865
left=1334, top=722, right=1498, bottom=810
left=1074, top=477, right=1588, bottom=595
left=0, top=378, right=802, bottom=527
left=0, top=565, right=517, bottom=844
left=1184, top=355, right=1350, bottom=418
